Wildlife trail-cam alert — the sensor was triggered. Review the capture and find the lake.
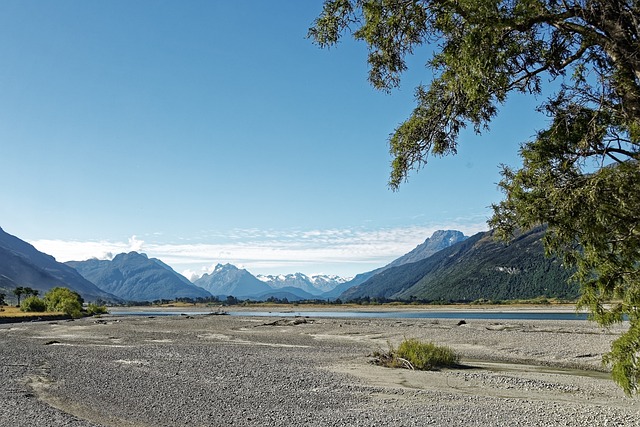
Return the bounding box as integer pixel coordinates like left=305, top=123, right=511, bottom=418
left=108, top=308, right=590, bottom=321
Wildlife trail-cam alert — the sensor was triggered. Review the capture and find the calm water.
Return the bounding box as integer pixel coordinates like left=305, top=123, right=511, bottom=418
left=108, top=309, right=589, bottom=321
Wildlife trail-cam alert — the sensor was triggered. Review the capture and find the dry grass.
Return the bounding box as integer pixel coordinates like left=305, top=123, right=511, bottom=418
left=0, top=306, right=64, bottom=319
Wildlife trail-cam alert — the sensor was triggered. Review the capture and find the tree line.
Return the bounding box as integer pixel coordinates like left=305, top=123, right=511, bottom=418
left=0, top=286, right=107, bottom=318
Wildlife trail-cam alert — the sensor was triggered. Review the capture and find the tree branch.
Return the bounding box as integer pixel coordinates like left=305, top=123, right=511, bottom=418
left=507, top=42, right=592, bottom=91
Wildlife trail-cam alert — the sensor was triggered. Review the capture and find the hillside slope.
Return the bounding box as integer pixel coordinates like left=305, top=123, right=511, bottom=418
left=67, top=252, right=212, bottom=302
left=0, top=227, right=120, bottom=302
left=193, top=264, right=272, bottom=298
left=342, top=227, right=578, bottom=302
left=325, top=230, right=467, bottom=298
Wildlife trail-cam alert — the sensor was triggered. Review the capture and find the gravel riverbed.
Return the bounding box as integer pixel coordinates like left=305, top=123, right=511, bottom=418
left=1, top=312, right=639, bottom=426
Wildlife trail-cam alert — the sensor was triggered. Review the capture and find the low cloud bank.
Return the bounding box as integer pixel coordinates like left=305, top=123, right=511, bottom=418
left=30, top=222, right=487, bottom=278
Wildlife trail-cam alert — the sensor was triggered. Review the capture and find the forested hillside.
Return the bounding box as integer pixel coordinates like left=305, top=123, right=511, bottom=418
left=342, top=227, right=578, bottom=302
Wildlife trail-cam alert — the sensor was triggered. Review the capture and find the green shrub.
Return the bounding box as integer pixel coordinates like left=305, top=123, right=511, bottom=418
left=372, top=338, right=460, bottom=370
left=86, top=303, right=108, bottom=315
left=396, top=338, right=460, bottom=370
left=20, top=296, right=47, bottom=313
left=44, top=287, right=83, bottom=318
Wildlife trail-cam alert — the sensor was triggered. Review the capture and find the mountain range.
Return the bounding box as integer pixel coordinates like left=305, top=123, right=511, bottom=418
left=192, top=264, right=272, bottom=298
left=0, top=225, right=579, bottom=304
left=256, top=273, right=348, bottom=296
left=67, top=252, right=212, bottom=302
left=324, top=230, right=468, bottom=298
left=342, top=226, right=579, bottom=302
left=0, top=227, right=119, bottom=303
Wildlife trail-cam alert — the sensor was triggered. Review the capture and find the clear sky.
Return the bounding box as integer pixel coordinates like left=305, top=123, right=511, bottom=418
left=0, top=1, right=548, bottom=279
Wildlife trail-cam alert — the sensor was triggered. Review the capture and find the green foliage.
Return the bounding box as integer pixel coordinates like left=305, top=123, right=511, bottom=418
left=397, top=338, right=460, bottom=370
left=86, top=303, right=108, bottom=316
left=44, top=287, right=84, bottom=318
left=311, top=1, right=639, bottom=185
left=23, top=287, right=38, bottom=297
left=0, top=292, right=5, bottom=306
left=491, top=115, right=640, bottom=394
left=604, top=321, right=640, bottom=395
left=372, top=338, right=459, bottom=370
left=12, top=286, right=39, bottom=306
left=311, top=0, right=640, bottom=394
left=225, top=295, right=239, bottom=306
left=20, top=296, right=47, bottom=313
left=13, top=286, right=25, bottom=306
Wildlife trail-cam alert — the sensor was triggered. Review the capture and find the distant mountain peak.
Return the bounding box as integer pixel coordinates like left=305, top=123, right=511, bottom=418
left=0, top=227, right=120, bottom=302
left=342, top=226, right=578, bottom=302
left=67, top=252, right=211, bottom=302
left=193, top=263, right=270, bottom=298
left=387, top=230, right=468, bottom=269
left=323, top=229, right=468, bottom=299
left=256, top=273, right=347, bottom=295
left=212, top=263, right=240, bottom=273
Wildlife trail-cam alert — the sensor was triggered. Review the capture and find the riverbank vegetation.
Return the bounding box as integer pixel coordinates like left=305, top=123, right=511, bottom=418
left=0, top=286, right=108, bottom=321
left=0, top=292, right=573, bottom=321
left=371, top=338, right=460, bottom=371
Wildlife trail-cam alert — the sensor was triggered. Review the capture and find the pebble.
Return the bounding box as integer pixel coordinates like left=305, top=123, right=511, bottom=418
left=0, top=314, right=639, bottom=426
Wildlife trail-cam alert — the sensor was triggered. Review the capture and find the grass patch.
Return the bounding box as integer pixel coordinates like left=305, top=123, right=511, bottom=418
left=371, top=338, right=460, bottom=370
left=0, top=306, right=64, bottom=318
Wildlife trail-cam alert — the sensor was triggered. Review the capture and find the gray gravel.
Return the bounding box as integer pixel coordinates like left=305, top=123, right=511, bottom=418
left=1, top=313, right=639, bottom=426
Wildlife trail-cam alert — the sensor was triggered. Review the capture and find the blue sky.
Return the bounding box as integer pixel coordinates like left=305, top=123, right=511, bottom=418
left=0, top=1, right=547, bottom=278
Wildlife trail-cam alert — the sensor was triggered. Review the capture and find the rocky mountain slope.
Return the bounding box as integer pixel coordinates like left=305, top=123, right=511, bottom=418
left=0, top=226, right=119, bottom=303
left=326, top=230, right=468, bottom=298
left=67, top=252, right=211, bottom=302
left=192, top=264, right=272, bottom=298
left=341, top=226, right=578, bottom=302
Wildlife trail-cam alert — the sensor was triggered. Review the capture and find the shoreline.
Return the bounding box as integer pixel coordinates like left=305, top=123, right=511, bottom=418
left=108, top=302, right=586, bottom=314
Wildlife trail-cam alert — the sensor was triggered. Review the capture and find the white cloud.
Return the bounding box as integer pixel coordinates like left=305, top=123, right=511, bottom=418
left=31, top=239, right=131, bottom=263
left=29, top=221, right=488, bottom=278
left=128, top=235, right=144, bottom=252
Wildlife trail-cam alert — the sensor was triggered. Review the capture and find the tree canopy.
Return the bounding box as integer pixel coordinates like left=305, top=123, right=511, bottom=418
left=309, top=0, right=640, bottom=394
left=44, top=287, right=84, bottom=318
left=13, top=286, right=25, bottom=306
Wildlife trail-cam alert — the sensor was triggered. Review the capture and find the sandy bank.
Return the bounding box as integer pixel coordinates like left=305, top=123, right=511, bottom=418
left=1, top=312, right=638, bottom=426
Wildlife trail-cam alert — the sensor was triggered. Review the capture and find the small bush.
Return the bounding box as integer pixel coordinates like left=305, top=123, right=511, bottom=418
left=20, top=296, right=47, bottom=313
left=86, top=303, right=108, bottom=315
left=44, top=287, right=83, bottom=318
left=372, top=338, right=460, bottom=370
left=397, top=338, right=459, bottom=370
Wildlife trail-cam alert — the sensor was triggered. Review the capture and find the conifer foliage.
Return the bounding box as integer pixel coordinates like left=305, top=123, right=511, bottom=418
left=310, top=0, right=640, bottom=394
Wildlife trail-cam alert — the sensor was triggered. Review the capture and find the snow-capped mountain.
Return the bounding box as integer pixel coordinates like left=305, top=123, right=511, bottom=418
left=193, top=263, right=272, bottom=298
left=324, top=230, right=469, bottom=298
left=385, top=230, right=468, bottom=268
left=308, top=274, right=350, bottom=293
left=257, top=273, right=348, bottom=296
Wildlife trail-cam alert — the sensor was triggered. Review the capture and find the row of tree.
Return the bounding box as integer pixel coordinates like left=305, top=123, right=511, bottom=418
left=5, top=286, right=107, bottom=318
left=21, top=287, right=84, bottom=318
left=0, top=287, right=40, bottom=307
left=12, top=286, right=39, bottom=305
